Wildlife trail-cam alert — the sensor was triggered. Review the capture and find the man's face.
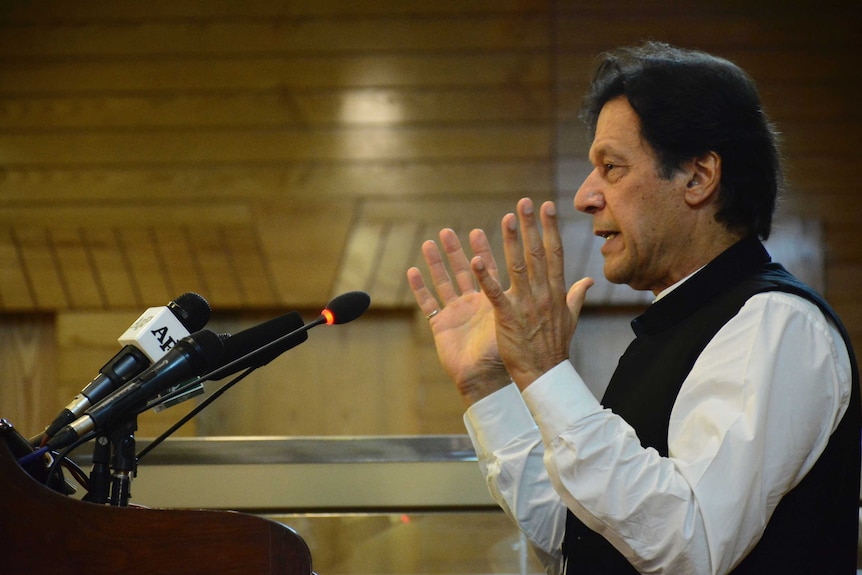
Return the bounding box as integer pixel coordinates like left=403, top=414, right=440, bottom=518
left=574, top=96, right=692, bottom=294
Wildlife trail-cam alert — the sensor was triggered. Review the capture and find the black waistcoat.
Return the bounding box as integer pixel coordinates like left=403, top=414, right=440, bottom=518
left=562, top=237, right=860, bottom=574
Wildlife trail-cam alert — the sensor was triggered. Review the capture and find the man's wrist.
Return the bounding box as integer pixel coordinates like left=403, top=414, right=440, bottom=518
left=457, top=370, right=512, bottom=407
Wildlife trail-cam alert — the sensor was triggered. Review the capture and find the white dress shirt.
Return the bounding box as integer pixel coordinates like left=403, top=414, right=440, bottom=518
left=464, top=291, right=852, bottom=574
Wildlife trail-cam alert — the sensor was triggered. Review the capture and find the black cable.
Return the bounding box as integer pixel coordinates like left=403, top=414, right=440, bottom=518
left=135, top=367, right=256, bottom=463
left=45, top=431, right=95, bottom=493
left=61, top=454, right=91, bottom=490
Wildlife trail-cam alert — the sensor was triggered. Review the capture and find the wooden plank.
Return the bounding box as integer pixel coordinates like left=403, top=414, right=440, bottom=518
left=0, top=204, right=252, bottom=228
left=150, top=227, right=209, bottom=300
left=824, top=224, right=862, bottom=264
left=556, top=50, right=861, bottom=85
left=14, top=228, right=69, bottom=309
left=83, top=228, right=140, bottom=309
left=0, top=125, right=553, bottom=165
left=554, top=12, right=858, bottom=51
left=0, top=0, right=550, bottom=22
left=253, top=200, right=355, bottom=305
left=184, top=226, right=244, bottom=308
left=560, top=122, right=859, bottom=168
left=758, top=85, right=858, bottom=123
left=0, top=54, right=551, bottom=93
left=825, top=263, right=862, bottom=304
left=222, top=227, right=279, bottom=308
left=826, top=264, right=862, bottom=357
left=115, top=228, right=172, bottom=306
left=776, top=191, right=862, bottom=225
left=0, top=16, right=550, bottom=57
left=361, top=197, right=527, bottom=230
left=0, top=161, right=554, bottom=203
left=0, top=314, right=56, bottom=436
left=332, top=219, right=386, bottom=296
left=3, top=223, right=288, bottom=312
left=49, top=227, right=105, bottom=309
left=0, top=88, right=554, bottom=129
left=366, top=220, right=424, bottom=307
left=0, top=228, right=35, bottom=309
left=784, top=157, right=857, bottom=188
left=780, top=122, right=861, bottom=156
left=556, top=82, right=858, bottom=125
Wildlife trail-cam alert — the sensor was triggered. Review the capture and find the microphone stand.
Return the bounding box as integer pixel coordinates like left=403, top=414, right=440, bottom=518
left=82, top=434, right=111, bottom=505
left=108, top=414, right=138, bottom=507
left=82, top=414, right=138, bottom=507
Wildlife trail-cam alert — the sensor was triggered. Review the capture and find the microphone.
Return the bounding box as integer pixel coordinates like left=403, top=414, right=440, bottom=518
left=148, top=311, right=308, bottom=411
left=200, top=291, right=371, bottom=383
left=133, top=292, right=371, bottom=464
left=41, top=292, right=211, bottom=440
left=217, top=311, right=308, bottom=375
left=321, top=290, right=372, bottom=325
left=47, top=329, right=224, bottom=451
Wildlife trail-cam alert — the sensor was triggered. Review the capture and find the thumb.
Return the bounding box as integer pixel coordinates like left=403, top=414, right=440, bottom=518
left=566, top=277, right=594, bottom=319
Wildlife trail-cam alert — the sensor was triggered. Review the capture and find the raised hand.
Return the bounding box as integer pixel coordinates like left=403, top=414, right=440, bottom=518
left=470, top=199, right=594, bottom=389
left=407, top=227, right=511, bottom=406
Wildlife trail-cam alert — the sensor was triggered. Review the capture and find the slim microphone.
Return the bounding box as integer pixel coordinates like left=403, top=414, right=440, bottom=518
left=321, top=290, right=372, bottom=325
left=195, top=291, right=371, bottom=384
left=47, top=329, right=224, bottom=451
left=41, top=293, right=211, bottom=440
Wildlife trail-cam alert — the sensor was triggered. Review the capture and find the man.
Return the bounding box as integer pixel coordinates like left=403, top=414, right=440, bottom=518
left=406, top=42, right=859, bottom=574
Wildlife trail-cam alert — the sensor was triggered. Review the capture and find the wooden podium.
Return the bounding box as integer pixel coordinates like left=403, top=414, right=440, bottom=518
left=0, top=424, right=313, bottom=575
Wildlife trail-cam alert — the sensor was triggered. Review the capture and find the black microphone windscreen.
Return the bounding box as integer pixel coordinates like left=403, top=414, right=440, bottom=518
left=324, top=291, right=371, bottom=325
left=178, top=329, right=226, bottom=374
left=168, top=292, right=211, bottom=331
left=218, top=311, right=308, bottom=376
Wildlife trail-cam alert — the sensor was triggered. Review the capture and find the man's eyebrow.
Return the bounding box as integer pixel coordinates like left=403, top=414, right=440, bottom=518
left=589, top=142, right=625, bottom=163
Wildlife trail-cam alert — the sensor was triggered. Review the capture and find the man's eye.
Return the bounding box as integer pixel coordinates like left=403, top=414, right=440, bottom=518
left=605, top=163, right=615, bottom=172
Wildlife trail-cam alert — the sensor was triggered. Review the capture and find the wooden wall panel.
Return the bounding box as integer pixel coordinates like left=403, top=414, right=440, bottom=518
left=0, top=16, right=550, bottom=56
left=0, top=161, right=554, bottom=203
left=0, top=229, right=35, bottom=310
left=0, top=0, right=549, bottom=19
left=192, top=310, right=427, bottom=437
left=0, top=315, right=56, bottom=434
left=0, top=1, right=859, bottom=439
left=0, top=89, right=553, bottom=129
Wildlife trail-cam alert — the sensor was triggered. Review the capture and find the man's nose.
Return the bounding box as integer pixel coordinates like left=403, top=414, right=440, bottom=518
left=574, top=170, right=604, bottom=214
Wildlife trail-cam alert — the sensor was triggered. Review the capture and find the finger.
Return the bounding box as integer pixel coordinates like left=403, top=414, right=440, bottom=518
left=517, top=198, right=549, bottom=292
left=421, top=238, right=459, bottom=304
left=406, top=266, right=442, bottom=317
left=500, top=211, right=530, bottom=295
left=468, top=228, right=500, bottom=282
left=440, top=228, right=478, bottom=295
left=540, top=201, right=567, bottom=293
left=471, top=255, right=511, bottom=318
left=566, top=277, right=595, bottom=321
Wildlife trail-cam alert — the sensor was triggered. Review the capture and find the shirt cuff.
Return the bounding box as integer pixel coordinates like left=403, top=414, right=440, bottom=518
left=464, top=382, right=537, bottom=455
left=522, top=360, right=603, bottom=440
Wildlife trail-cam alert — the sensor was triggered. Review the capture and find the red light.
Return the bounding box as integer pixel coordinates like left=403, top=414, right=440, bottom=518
left=322, top=309, right=335, bottom=325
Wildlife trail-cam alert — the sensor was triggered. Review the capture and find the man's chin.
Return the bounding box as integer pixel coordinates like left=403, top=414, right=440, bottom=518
left=602, top=263, right=629, bottom=287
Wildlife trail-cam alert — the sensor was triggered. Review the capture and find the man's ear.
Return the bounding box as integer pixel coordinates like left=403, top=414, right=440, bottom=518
left=683, top=151, right=721, bottom=207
